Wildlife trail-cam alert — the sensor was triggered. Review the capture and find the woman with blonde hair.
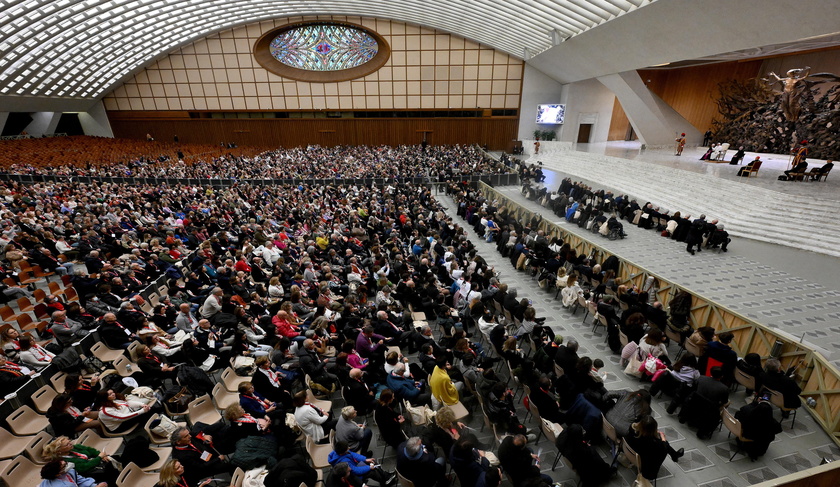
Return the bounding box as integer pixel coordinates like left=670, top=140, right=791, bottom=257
left=156, top=459, right=215, bottom=487
left=42, top=436, right=118, bottom=486
left=561, top=274, right=582, bottom=308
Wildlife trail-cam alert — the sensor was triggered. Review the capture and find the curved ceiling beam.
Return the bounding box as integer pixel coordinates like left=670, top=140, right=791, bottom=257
left=0, top=0, right=655, bottom=100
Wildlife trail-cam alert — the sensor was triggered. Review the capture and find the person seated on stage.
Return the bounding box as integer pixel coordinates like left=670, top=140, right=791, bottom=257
left=737, top=157, right=761, bottom=177
left=810, top=160, right=834, bottom=180
left=784, top=160, right=808, bottom=179
left=729, top=146, right=746, bottom=165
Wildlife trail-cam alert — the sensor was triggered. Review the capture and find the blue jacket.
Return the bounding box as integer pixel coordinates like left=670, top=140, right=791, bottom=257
left=327, top=450, right=372, bottom=477
left=386, top=373, right=420, bottom=400
left=240, top=392, right=270, bottom=418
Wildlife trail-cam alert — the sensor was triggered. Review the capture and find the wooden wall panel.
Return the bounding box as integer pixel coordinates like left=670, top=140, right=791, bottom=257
left=638, top=60, right=763, bottom=134
left=108, top=117, right=519, bottom=150
left=607, top=97, right=631, bottom=141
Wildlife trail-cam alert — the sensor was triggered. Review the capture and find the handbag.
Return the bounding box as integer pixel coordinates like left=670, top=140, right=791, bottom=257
left=624, top=347, right=645, bottom=378
left=641, top=354, right=666, bottom=376
left=150, top=415, right=180, bottom=437
left=165, top=386, right=192, bottom=413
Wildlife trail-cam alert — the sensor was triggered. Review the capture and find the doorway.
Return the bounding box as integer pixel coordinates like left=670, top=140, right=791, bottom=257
left=577, top=124, right=593, bottom=143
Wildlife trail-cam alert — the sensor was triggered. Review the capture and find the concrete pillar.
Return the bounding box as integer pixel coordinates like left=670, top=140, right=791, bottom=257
left=78, top=100, right=113, bottom=137
left=0, top=113, right=8, bottom=136
left=597, top=71, right=701, bottom=147
left=23, top=112, right=61, bottom=136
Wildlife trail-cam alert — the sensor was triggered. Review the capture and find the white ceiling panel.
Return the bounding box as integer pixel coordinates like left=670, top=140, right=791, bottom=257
left=0, top=0, right=656, bottom=99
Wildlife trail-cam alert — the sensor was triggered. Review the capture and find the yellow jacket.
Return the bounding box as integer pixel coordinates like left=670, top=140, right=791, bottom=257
left=430, top=366, right=459, bottom=406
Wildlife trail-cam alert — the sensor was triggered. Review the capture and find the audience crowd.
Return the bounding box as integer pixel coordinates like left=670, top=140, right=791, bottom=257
left=0, top=145, right=799, bottom=487
left=2, top=138, right=509, bottom=181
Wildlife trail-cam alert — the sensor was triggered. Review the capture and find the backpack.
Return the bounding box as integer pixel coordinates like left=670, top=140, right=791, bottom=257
left=177, top=365, right=214, bottom=395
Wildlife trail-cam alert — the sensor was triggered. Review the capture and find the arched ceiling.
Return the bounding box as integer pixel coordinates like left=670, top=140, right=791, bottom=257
left=0, top=0, right=655, bottom=100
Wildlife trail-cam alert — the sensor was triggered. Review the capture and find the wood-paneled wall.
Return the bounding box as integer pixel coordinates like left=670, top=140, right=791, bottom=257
left=107, top=115, right=519, bottom=150
left=608, top=60, right=763, bottom=139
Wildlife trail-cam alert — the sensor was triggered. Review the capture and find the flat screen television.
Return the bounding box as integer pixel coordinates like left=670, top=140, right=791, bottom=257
left=536, top=104, right=565, bottom=124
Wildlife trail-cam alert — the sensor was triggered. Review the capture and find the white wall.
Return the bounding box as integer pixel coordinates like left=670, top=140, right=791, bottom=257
left=556, top=78, right=616, bottom=144
left=518, top=64, right=564, bottom=141
left=78, top=101, right=114, bottom=138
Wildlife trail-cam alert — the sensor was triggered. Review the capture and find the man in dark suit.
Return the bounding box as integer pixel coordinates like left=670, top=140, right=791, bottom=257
left=528, top=376, right=565, bottom=424
left=170, top=426, right=231, bottom=485
left=396, top=437, right=447, bottom=487
left=553, top=339, right=580, bottom=379
left=683, top=366, right=731, bottom=439
left=498, top=434, right=551, bottom=486
left=343, top=368, right=376, bottom=415
left=761, top=358, right=802, bottom=409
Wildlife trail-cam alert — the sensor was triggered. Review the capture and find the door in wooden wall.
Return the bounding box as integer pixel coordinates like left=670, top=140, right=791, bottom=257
left=577, top=124, right=593, bottom=143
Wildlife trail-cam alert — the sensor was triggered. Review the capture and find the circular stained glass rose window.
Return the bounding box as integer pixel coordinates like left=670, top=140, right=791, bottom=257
left=255, top=22, right=390, bottom=82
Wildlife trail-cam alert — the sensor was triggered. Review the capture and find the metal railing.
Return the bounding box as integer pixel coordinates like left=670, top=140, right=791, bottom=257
left=478, top=181, right=840, bottom=448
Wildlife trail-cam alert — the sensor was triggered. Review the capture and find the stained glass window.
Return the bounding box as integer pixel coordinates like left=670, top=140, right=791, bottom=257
left=269, top=24, right=379, bottom=72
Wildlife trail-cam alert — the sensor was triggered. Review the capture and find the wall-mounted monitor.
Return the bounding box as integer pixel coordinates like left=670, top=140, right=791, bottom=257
left=536, top=104, right=565, bottom=124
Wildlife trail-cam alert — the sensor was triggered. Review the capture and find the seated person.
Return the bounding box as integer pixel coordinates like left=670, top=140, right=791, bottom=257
left=344, top=368, right=377, bottom=415
left=335, top=406, right=373, bottom=456
left=386, top=362, right=431, bottom=406
left=396, top=436, right=448, bottom=487
left=39, top=460, right=107, bottom=487
left=735, top=393, right=783, bottom=460
left=373, top=389, right=406, bottom=450
left=784, top=160, right=808, bottom=179
left=737, top=156, right=761, bottom=176
left=293, top=390, right=337, bottom=443
left=809, top=160, right=833, bottom=180
left=449, top=437, right=493, bottom=487
left=625, top=416, right=684, bottom=481
left=498, top=434, right=553, bottom=486
left=736, top=353, right=764, bottom=395
left=555, top=424, right=616, bottom=485
left=761, top=358, right=802, bottom=410
left=702, top=331, right=737, bottom=383
left=528, top=375, right=565, bottom=424
left=327, top=440, right=395, bottom=486
left=170, top=426, right=232, bottom=485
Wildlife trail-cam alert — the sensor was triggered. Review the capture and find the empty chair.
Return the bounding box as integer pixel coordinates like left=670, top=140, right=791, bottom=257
left=90, top=341, right=125, bottom=363
left=116, top=462, right=159, bottom=487
left=112, top=355, right=141, bottom=377
left=31, top=384, right=58, bottom=414
left=1, top=455, right=42, bottom=487
left=48, top=281, right=66, bottom=298
left=187, top=394, right=222, bottom=426
left=33, top=303, right=50, bottom=321
left=17, top=271, right=40, bottom=287
left=33, top=289, right=47, bottom=304
left=0, top=428, right=36, bottom=460
left=75, top=429, right=123, bottom=456
left=64, top=287, right=80, bottom=302
left=231, top=467, right=246, bottom=487
left=16, top=313, right=39, bottom=332
left=212, top=382, right=239, bottom=411
left=221, top=367, right=251, bottom=393
left=305, top=434, right=332, bottom=469
left=16, top=296, right=34, bottom=313
left=0, top=305, right=23, bottom=323
left=7, top=405, right=50, bottom=436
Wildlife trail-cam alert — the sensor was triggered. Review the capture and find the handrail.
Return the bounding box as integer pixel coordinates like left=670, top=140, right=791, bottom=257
left=478, top=181, right=840, bottom=448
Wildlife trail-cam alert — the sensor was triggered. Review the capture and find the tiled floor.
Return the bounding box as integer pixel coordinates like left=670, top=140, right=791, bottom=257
left=422, top=191, right=838, bottom=486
